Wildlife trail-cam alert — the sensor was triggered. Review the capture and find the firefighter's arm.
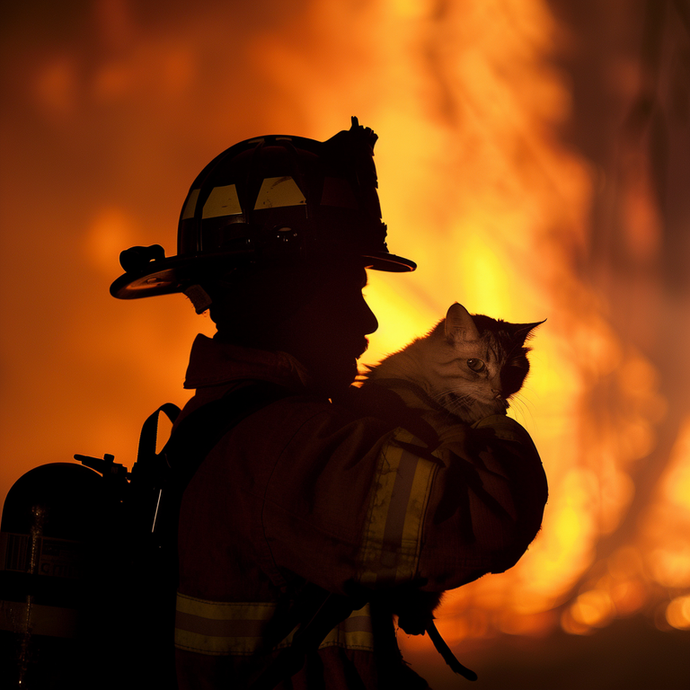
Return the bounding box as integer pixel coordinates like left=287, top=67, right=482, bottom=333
left=351, top=414, right=546, bottom=594
left=414, top=414, right=548, bottom=590
left=258, top=400, right=546, bottom=595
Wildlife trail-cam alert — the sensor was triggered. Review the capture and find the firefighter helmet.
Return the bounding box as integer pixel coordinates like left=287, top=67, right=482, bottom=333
left=110, top=117, right=416, bottom=305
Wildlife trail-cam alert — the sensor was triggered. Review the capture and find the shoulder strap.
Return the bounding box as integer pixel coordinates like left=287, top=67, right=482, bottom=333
left=164, top=381, right=292, bottom=486
left=150, top=381, right=293, bottom=542
left=128, top=382, right=291, bottom=538
left=127, top=382, right=294, bottom=688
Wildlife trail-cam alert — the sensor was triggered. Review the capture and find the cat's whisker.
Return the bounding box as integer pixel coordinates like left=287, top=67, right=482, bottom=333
left=438, top=390, right=471, bottom=410
left=507, top=395, right=536, bottom=427
left=514, top=386, right=539, bottom=414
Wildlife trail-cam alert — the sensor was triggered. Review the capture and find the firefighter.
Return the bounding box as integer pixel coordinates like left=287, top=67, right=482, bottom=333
left=110, top=118, right=548, bottom=689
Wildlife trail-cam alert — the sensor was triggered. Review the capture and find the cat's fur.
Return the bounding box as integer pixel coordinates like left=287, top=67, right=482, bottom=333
left=358, top=303, right=543, bottom=676
left=362, top=302, right=543, bottom=424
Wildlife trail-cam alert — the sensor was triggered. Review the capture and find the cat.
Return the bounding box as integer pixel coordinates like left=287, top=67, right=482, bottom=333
left=357, top=302, right=543, bottom=680
left=361, top=302, right=543, bottom=425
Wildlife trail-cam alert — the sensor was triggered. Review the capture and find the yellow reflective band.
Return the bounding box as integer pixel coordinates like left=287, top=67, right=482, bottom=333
left=174, top=595, right=374, bottom=656
left=175, top=596, right=275, bottom=655
left=254, top=177, right=306, bottom=209
left=357, top=429, right=438, bottom=587
left=182, top=189, right=200, bottom=220
left=202, top=184, right=242, bottom=218
left=318, top=605, right=374, bottom=651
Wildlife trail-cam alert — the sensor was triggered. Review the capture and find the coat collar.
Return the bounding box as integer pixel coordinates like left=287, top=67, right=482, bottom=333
left=183, top=334, right=313, bottom=392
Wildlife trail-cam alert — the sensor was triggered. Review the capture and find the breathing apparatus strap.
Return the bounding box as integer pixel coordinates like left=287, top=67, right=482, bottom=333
left=152, top=381, right=294, bottom=554
left=163, top=382, right=292, bottom=490
left=125, top=382, right=292, bottom=690
left=129, top=383, right=292, bottom=543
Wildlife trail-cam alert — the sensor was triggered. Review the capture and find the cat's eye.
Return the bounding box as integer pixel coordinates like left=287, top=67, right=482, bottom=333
left=467, top=358, right=486, bottom=373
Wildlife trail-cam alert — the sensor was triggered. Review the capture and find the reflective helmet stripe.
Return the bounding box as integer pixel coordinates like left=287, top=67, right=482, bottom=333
left=357, top=429, right=438, bottom=587
left=202, top=184, right=243, bottom=218
left=174, top=595, right=374, bottom=656
left=254, top=176, right=306, bottom=210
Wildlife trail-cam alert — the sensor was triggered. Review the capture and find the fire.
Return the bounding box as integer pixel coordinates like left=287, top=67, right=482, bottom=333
left=359, top=0, right=617, bottom=643
left=2, top=0, right=688, bottom=671
left=666, top=595, right=690, bottom=631
left=642, top=416, right=690, bottom=596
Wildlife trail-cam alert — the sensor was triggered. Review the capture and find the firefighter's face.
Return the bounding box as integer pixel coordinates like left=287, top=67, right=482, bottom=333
left=279, top=261, right=378, bottom=395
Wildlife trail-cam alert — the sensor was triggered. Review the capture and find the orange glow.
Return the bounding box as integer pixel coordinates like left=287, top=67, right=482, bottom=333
left=2, top=0, right=689, bottom=674
left=570, top=589, right=615, bottom=628
left=666, top=595, right=690, bottom=631
left=639, top=416, right=690, bottom=591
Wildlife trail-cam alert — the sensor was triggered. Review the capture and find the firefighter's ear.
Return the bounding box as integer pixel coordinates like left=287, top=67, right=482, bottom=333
left=184, top=285, right=213, bottom=314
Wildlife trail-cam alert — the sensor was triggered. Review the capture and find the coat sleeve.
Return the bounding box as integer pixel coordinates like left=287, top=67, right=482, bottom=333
left=416, top=415, right=547, bottom=591
left=257, top=398, right=547, bottom=596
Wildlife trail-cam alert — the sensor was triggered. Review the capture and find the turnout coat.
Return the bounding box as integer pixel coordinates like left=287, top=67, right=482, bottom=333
left=174, top=334, right=548, bottom=689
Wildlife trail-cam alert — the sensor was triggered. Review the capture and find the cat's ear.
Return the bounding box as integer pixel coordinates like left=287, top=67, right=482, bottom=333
left=511, top=319, right=546, bottom=344
left=444, top=303, right=480, bottom=342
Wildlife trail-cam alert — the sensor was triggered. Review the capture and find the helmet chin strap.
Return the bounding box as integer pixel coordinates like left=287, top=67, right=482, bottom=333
left=183, top=285, right=213, bottom=314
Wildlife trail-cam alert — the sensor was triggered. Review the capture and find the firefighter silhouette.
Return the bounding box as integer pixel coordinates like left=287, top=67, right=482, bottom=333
left=1, top=118, right=546, bottom=689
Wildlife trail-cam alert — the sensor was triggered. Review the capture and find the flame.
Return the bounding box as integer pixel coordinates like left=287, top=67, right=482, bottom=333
left=642, top=416, right=690, bottom=595
left=2, top=0, right=689, bottom=670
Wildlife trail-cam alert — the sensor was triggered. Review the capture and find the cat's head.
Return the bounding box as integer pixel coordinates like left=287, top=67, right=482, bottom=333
left=425, top=303, right=543, bottom=421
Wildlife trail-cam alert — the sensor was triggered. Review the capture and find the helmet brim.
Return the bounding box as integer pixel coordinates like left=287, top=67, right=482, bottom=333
left=109, top=249, right=416, bottom=300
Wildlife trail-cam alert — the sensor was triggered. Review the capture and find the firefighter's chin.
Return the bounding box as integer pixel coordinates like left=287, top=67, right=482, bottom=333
left=326, top=358, right=360, bottom=397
